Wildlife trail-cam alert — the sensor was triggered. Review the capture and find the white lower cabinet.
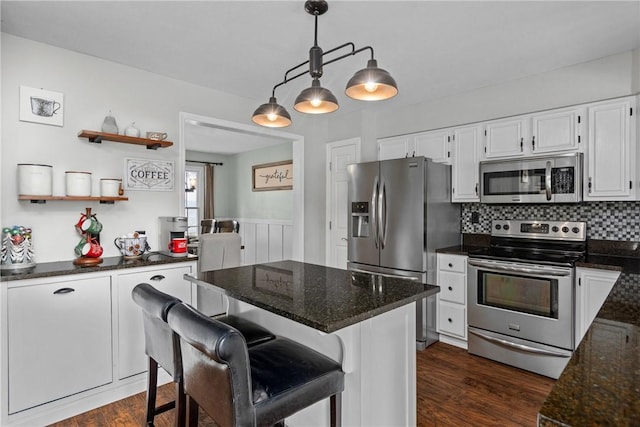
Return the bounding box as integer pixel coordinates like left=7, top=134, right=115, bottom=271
left=436, top=253, right=468, bottom=348
left=8, top=275, right=113, bottom=414
left=117, top=264, right=194, bottom=379
left=575, top=267, right=621, bottom=347
left=2, top=260, right=197, bottom=427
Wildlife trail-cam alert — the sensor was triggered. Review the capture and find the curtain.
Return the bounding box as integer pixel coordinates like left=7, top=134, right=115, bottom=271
left=203, top=163, right=215, bottom=219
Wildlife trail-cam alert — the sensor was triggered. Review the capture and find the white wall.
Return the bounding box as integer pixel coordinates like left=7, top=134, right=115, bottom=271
left=229, top=142, right=293, bottom=220
left=0, top=34, right=304, bottom=262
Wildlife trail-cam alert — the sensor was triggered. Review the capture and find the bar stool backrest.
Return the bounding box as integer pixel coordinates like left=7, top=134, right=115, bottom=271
left=131, top=283, right=182, bottom=381
left=167, top=302, right=255, bottom=427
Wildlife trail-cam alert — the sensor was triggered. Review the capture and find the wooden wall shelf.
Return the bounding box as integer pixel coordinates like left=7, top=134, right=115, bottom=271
left=78, top=130, right=173, bottom=150
left=19, top=195, right=129, bottom=205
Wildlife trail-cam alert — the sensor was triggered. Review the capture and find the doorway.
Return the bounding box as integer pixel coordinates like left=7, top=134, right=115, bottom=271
left=178, top=112, right=305, bottom=261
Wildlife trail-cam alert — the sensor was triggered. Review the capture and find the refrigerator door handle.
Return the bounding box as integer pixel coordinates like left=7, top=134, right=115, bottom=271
left=371, top=176, right=379, bottom=249
left=380, top=179, right=388, bottom=249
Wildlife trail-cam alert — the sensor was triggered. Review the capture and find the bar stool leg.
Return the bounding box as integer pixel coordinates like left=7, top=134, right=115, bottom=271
left=175, top=380, right=186, bottom=427
left=146, top=357, right=158, bottom=426
left=330, top=393, right=342, bottom=427
left=187, top=395, right=199, bottom=427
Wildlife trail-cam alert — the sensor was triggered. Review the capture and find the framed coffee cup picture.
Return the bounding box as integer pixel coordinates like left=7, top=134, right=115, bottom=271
left=19, top=86, right=64, bottom=127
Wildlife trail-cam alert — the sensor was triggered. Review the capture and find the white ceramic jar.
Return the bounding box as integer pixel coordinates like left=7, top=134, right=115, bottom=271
left=65, top=171, right=92, bottom=196
left=17, top=164, right=53, bottom=196
left=100, top=178, right=122, bottom=197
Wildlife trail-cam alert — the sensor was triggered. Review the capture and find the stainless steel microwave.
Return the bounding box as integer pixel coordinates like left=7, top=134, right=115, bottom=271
left=480, top=153, right=583, bottom=204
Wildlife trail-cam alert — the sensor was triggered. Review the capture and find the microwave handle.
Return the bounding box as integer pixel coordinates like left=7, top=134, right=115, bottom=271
left=545, top=161, right=552, bottom=201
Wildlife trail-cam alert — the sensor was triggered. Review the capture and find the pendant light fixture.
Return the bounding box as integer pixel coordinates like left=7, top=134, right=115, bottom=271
left=252, top=0, right=397, bottom=128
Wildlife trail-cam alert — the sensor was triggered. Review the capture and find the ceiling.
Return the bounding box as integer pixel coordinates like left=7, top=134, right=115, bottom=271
left=2, top=1, right=639, bottom=154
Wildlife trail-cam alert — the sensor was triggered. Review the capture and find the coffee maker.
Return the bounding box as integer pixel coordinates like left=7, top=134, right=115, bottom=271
left=159, top=216, right=188, bottom=257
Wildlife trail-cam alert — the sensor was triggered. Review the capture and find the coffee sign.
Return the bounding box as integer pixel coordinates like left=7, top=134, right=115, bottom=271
left=124, top=158, right=174, bottom=191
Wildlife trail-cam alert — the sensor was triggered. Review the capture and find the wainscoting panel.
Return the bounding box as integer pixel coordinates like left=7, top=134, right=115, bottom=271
left=236, top=219, right=293, bottom=266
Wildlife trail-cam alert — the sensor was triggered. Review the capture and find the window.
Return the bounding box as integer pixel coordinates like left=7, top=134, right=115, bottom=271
left=184, top=165, right=203, bottom=239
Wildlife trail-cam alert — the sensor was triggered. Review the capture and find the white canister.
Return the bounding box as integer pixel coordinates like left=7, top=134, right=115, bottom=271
left=100, top=178, right=122, bottom=197
left=65, top=171, right=92, bottom=196
left=17, top=164, right=53, bottom=196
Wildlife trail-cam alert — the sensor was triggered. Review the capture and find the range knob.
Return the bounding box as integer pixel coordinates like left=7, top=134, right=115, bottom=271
left=572, top=227, right=581, bottom=234
left=503, top=224, right=510, bottom=231
left=552, top=226, right=559, bottom=233
left=495, top=224, right=501, bottom=230
left=562, top=226, right=569, bottom=233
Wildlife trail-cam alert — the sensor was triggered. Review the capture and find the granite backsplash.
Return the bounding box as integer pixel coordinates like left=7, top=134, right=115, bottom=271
left=461, top=201, right=640, bottom=240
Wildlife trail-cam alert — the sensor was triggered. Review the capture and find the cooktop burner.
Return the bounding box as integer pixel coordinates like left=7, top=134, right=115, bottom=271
left=469, top=219, right=587, bottom=267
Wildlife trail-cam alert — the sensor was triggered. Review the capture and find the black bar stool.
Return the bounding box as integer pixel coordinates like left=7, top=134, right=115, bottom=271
left=167, top=302, right=345, bottom=427
left=131, top=283, right=275, bottom=427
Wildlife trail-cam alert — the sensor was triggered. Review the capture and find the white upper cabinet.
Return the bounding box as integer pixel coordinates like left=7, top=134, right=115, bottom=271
left=414, top=129, right=451, bottom=164
left=484, top=107, right=583, bottom=159
left=484, top=117, right=528, bottom=159
left=531, top=107, right=584, bottom=154
left=451, top=124, right=482, bottom=202
left=584, top=96, right=636, bottom=201
left=378, top=135, right=415, bottom=160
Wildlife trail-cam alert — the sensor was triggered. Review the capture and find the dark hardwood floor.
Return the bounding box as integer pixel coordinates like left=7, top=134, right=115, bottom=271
left=50, top=342, right=554, bottom=427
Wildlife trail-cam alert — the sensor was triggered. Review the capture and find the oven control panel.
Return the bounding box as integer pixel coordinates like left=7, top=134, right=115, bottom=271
left=491, top=220, right=586, bottom=241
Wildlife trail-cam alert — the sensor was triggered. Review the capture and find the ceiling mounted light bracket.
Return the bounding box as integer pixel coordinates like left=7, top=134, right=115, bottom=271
left=252, top=0, right=398, bottom=128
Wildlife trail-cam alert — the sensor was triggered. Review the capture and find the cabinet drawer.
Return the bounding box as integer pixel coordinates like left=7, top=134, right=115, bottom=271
left=438, top=271, right=466, bottom=304
left=438, top=254, right=467, bottom=273
left=8, top=276, right=113, bottom=414
left=438, top=301, right=467, bottom=339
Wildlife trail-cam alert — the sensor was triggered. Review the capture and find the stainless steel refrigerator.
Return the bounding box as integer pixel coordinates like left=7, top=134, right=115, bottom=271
left=347, top=156, right=460, bottom=350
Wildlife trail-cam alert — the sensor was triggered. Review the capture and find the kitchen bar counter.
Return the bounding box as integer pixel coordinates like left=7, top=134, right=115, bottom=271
left=538, top=257, right=640, bottom=426
left=438, top=238, right=640, bottom=426
left=185, top=260, right=439, bottom=333
left=0, top=253, right=197, bottom=282
left=185, top=260, right=436, bottom=426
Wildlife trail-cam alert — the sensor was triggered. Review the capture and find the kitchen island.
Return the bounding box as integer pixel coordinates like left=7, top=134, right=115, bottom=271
left=185, top=260, right=439, bottom=427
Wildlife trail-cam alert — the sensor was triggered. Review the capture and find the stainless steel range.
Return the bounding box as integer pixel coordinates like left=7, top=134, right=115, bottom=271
left=467, top=219, right=586, bottom=379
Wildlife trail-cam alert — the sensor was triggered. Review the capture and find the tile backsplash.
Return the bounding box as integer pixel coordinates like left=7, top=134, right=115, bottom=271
left=461, top=201, right=640, bottom=241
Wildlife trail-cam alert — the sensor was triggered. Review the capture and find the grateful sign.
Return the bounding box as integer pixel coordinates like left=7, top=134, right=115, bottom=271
left=252, top=160, right=293, bottom=191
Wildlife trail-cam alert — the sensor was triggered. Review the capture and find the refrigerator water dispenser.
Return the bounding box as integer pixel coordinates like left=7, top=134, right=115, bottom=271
left=351, top=202, right=370, bottom=238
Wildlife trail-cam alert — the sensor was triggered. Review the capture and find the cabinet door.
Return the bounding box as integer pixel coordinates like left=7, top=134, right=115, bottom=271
left=531, top=108, right=582, bottom=154
left=584, top=97, right=635, bottom=200
left=575, top=268, right=620, bottom=347
left=378, top=136, right=414, bottom=160
left=117, top=265, right=193, bottom=379
left=484, top=117, right=527, bottom=158
left=414, top=130, right=450, bottom=164
left=8, top=276, right=112, bottom=414
left=451, top=125, right=481, bottom=202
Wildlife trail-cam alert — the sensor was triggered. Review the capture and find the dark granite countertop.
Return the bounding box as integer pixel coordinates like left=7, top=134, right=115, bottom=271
left=0, top=253, right=198, bottom=282
left=185, top=260, right=439, bottom=333
left=538, top=257, right=640, bottom=426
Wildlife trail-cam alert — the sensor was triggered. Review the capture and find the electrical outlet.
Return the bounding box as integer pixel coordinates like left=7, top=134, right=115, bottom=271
left=471, top=212, right=480, bottom=224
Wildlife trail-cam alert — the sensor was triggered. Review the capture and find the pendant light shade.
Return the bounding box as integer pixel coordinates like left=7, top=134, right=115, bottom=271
left=294, top=78, right=339, bottom=114
left=251, top=1, right=397, bottom=128
left=252, top=97, right=292, bottom=128
left=345, top=59, right=398, bottom=101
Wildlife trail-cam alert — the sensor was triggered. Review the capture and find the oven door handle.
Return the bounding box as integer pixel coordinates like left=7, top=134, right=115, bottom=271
left=468, top=260, right=571, bottom=276
left=469, top=329, right=571, bottom=358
